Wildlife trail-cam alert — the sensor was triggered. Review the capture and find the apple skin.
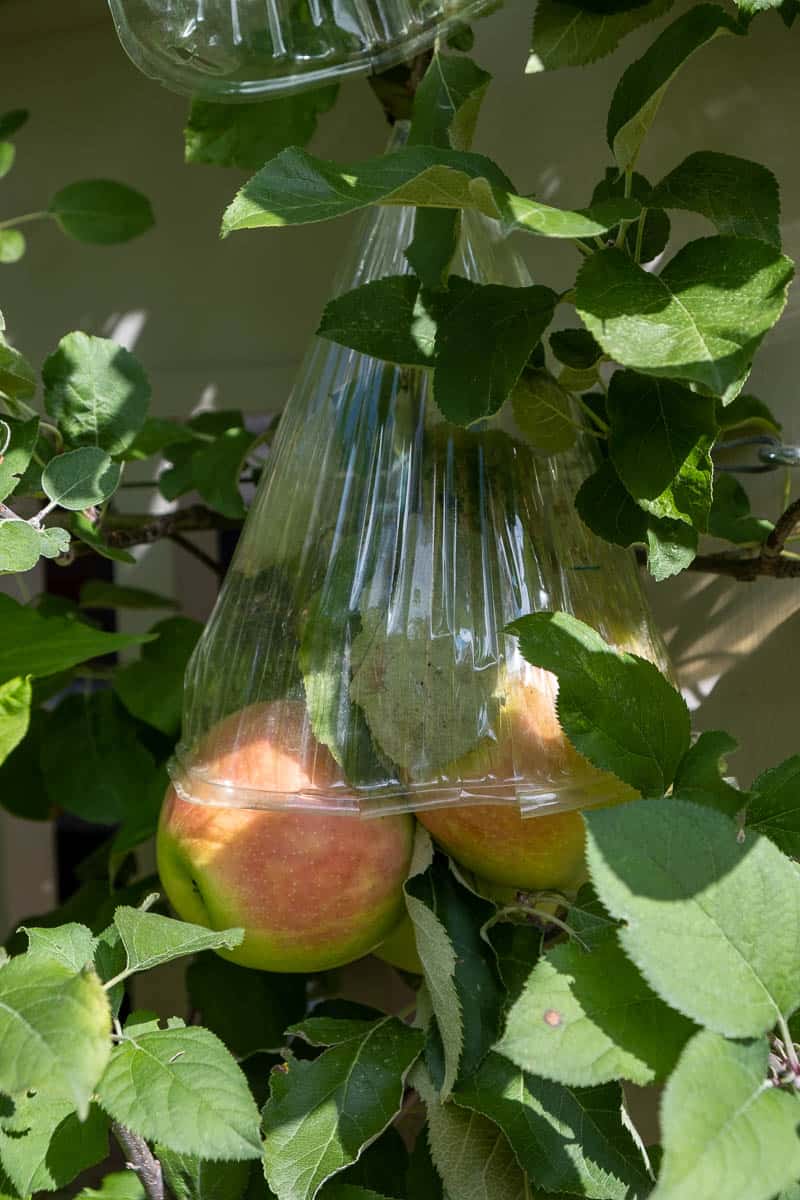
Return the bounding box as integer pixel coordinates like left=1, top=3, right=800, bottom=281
left=374, top=914, right=423, bottom=974
left=417, top=676, right=636, bottom=891
left=157, top=701, right=415, bottom=973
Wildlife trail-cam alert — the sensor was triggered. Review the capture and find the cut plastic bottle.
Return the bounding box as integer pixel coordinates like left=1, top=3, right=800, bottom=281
left=171, top=125, right=673, bottom=823
left=108, top=0, right=495, bottom=100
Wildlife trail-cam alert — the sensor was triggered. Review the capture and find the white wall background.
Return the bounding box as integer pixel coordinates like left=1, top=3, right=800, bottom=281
left=1, top=0, right=799, bottom=924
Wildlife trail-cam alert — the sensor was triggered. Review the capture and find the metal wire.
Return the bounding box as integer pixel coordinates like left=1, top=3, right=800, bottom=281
left=714, top=435, right=800, bottom=474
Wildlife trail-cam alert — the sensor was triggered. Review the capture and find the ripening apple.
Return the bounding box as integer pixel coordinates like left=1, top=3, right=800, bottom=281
left=157, top=700, right=415, bottom=973
left=417, top=673, right=637, bottom=892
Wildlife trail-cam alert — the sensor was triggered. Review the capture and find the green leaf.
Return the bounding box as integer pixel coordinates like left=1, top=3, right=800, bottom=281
left=652, top=1031, right=800, bottom=1200
left=79, top=580, right=178, bottom=610
left=486, top=923, right=542, bottom=1006
left=78, top=1174, right=146, bottom=1200
left=23, top=922, right=98, bottom=972
left=406, top=1135, right=443, bottom=1200
left=124, top=417, right=198, bottom=461
left=607, top=371, right=717, bottom=528
left=575, top=239, right=794, bottom=403
left=41, top=447, right=121, bottom=510
left=589, top=167, right=671, bottom=264
left=332, top=1126, right=408, bottom=1199
left=406, top=208, right=462, bottom=290
left=187, top=956, right=306, bottom=1059
left=112, top=906, right=243, bottom=979
left=0, top=142, right=15, bottom=179
left=575, top=458, right=698, bottom=577
left=454, top=1054, right=652, bottom=1199
left=158, top=1148, right=252, bottom=1200
left=43, top=332, right=151, bottom=455
left=0, top=954, right=111, bottom=1117
left=650, top=151, right=781, bottom=247
left=716, top=392, right=781, bottom=435
left=511, top=369, right=576, bottom=453
left=585, top=796, right=800, bottom=1035
left=222, top=145, right=514, bottom=233
left=0, top=417, right=37, bottom=503
left=185, top=86, right=338, bottom=169
left=406, top=843, right=505, bottom=1097
left=0, top=345, right=36, bottom=401
left=746, top=755, right=800, bottom=856
left=351, top=606, right=499, bottom=775
left=672, top=731, right=744, bottom=816
left=49, top=180, right=154, bottom=244
left=0, top=110, right=28, bottom=139
left=192, top=427, right=256, bottom=518
left=527, top=0, right=674, bottom=72
left=409, top=53, right=491, bottom=152
left=0, top=1095, right=108, bottom=1196
left=97, top=1023, right=262, bottom=1161
left=114, top=615, right=202, bottom=736
left=40, top=690, right=159, bottom=825
left=434, top=283, right=558, bottom=424
left=0, top=519, right=43, bottom=573
left=0, top=230, right=25, bottom=264
left=70, top=511, right=137, bottom=563
left=707, top=474, right=772, bottom=544
left=413, top=1064, right=527, bottom=1200
left=0, top=593, right=151, bottom=684
left=318, top=276, right=434, bottom=367
left=319, top=1189, right=393, bottom=1200
left=607, top=5, right=740, bottom=170
left=38, top=525, right=70, bottom=559
left=549, top=329, right=603, bottom=371
left=504, top=193, right=641, bottom=239
left=0, top=705, right=52, bottom=820
left=496, top=913, right=694, bottom=1087
left=0, top=676, right=30, bottom=767
left=263, top=1017, right=423, bottom=1200
left=508, top=612, right=691, bottom=795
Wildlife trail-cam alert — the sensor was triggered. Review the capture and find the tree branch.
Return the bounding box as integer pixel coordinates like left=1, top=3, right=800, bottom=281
left=112, top=1123, right=167, bottom=1200
left=65, top=497, right=800, bottom=581
left=168, top=531, right=225, bottom=577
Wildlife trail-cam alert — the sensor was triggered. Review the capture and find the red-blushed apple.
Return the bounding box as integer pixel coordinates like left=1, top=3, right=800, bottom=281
left=417, top=674, right=636, bottom=891
left=157, top=700, right=415, bottom=973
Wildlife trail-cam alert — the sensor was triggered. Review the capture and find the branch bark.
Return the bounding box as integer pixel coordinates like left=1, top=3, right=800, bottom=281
left=112, top=1123, right=167, bottom=1200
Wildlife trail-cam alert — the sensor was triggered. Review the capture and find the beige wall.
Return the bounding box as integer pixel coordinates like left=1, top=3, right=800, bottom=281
left=1, top=0, right=799, bottom=923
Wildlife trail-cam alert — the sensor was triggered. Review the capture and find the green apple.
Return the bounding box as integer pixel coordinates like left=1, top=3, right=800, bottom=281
left=157, top=701, right=415, bottom=973
left=374, top=913, right=422, bottom=974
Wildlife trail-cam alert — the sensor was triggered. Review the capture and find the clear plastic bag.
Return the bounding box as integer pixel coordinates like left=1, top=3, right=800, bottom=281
left=108, top=0, right=495, bottom=100
left=170, top=128, right=672, bottom=821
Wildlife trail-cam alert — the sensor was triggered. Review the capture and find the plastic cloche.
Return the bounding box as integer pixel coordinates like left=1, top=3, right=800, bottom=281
left=169, top=127, right=673, bottom=822
left=108, top=0, right=497, bottom=100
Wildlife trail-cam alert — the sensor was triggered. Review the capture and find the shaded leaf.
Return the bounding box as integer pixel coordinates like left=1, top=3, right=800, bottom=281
left=0, top=593, right=151, bottom=685
left=43, top=332, right=151, bottom=455
left=79, top=580, right=178, bottom=610
left=650, top=150, right=781, bottom=247
left=0, top=1095, right=108, bottom=1196
left=527, top=0, right=674, bottom=72
left=41, top=447, right=121, bottom=510
left=0, top=344, right=36, bottom=401
left=0, top=415, right=38, bottom=501
left=455, top=1054, right=652, bottom=1198
left=673, top=731, right=744, bottom=816
left=747, top=754, right=800, bottom=856
left=607, top=371, right=717, bottom=529
left=708, top=474, right=772, bottom=543
left=262, top=1017, right=423, bottom=1200
left=157, top=1147, right=252, bottom=1200
left=185, top=86, right=338, bottom=170
left=187, top=956, right=306, bottom=1059
left=607, top=5, right=740, bottom=170
left=191, top=427, right=256, bottom=518
left=508, top=611, right=691, bottom=795
left=408, top=53, right=492, bottom=152
left=49, top=180, right=154, bottom=244
left=511, top=369, right=576, bottom=453
left=70, top=511, right=137, bottom=563
left=318, top=276, right=434, bottom=368
left=575, top=239, right=794, bottom=403
left=114, top=615, right=202, bottom=736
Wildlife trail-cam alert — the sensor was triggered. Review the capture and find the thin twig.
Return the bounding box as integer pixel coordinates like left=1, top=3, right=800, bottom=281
left=168, top=532, right=225, bottom=577
left=112, top=1123, right=167, bottom=1200
left=762, top=495, right=800, bottom=560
